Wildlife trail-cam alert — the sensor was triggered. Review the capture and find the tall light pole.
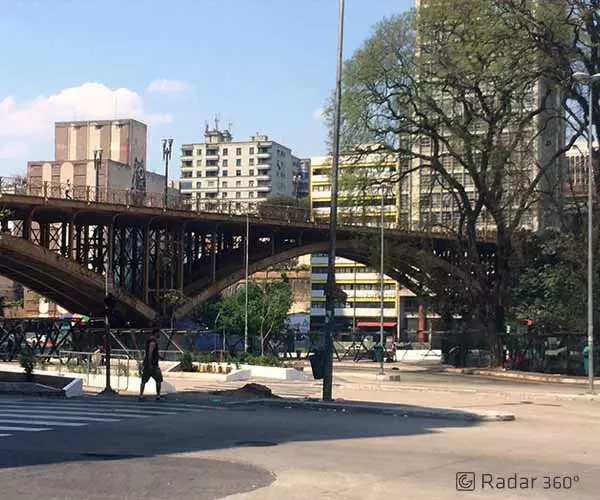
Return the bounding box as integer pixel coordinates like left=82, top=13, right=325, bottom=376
left=162, top=138, right=173, bottom=210
left=573, top=71, right=600, bottom=394
left=379, top=186, right=386, bottom=375
left=323, top=0, right=345, bottom=402
left=93, top=148, right=102, bottom=202
left=244, top=212, right=250, bottom=352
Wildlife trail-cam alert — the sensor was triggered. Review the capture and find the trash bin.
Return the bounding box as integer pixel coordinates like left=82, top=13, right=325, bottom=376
left=309, top=351, right=326, bottom=380
left=373, top=345, right=384, bottom=363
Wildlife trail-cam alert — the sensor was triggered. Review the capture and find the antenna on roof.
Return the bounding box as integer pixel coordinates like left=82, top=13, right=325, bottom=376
left=205, top=121, right=209, bottom=133
left=214, top=113, right=221, bottom=131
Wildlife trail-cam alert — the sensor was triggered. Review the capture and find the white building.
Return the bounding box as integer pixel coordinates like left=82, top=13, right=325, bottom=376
left=179, top=126, right=300, bottom=209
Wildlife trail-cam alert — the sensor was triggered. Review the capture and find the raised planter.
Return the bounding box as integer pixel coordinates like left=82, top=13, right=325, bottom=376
left=0, top=370, right=83, bottom=397
left=240, top=364, right=308, bottom=381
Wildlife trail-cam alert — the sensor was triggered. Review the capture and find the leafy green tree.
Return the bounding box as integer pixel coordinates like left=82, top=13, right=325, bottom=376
left=216, top=277, right=293, bottom=355
left=326, top=2, right=583, bottom=363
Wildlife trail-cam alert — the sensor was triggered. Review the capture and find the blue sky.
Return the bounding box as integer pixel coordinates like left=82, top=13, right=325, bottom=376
left=0, top=0, right=414, bottom=177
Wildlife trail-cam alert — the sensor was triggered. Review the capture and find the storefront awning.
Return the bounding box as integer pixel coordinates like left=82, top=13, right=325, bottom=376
left=357, top=321, right=397, bottom=327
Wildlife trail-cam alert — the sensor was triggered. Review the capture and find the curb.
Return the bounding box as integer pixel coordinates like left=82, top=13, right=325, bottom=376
left=219, top=398, right=516, bottom=422
left=445, top=367, right=589, bottom=385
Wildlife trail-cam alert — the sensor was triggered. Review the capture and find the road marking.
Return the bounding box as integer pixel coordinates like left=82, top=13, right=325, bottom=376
left=0, top=434, right=11, bottom=437
left=2, top=402, right=199, bottom=414
left=0, top=426, right=50, bottom=432
left=0, top=419, right=87, bottom=427
left=0, top=407, right=150, bottom=418
left=0, top=412, right=121, bottom=423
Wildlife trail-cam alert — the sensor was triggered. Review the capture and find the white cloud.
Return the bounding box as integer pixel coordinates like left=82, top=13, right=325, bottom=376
left=0, top=141, right=29, bottom=160
left=0, top=82, right=172, bottom=139
left=313, top=106, right=326, bottom=122
left=147, top=79, right=193, bottom=94
left=0, top=82, right=172, bottom=164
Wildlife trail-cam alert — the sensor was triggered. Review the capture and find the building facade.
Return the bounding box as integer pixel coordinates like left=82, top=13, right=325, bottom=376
left=564, top=139, right=598, bottom=198
left=21, top=118, right=168, bottom=318
left=179, top=126, right=300, bottom=209
left=308, top=153, right=429, bottom=338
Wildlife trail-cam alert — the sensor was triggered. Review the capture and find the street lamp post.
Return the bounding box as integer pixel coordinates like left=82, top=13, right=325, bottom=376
left=244, top=212, right=249, bottom=353
left=573, top=71, right=600, bottom=394
left=379, top=187, right=386, bottom=375
left=93, top=148, right=102, bottom=202
left=323, top=0, right=345, bottom=402
left=162, top=138, right=173, bottom=210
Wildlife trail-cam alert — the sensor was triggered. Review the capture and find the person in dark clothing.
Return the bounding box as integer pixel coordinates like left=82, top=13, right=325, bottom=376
left=139, top=331, right=163, bottom=400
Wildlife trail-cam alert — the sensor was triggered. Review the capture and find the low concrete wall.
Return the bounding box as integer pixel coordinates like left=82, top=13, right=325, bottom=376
left=395, top=349, right=442, bottom=362
left=240, top=365, right=308, bottom=381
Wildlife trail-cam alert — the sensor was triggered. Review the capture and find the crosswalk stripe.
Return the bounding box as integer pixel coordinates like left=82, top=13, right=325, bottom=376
left=0, top=408, right=150, bottom=419
left=0, top=434, right=11, bottom=437
left=0, top=412, right=121, bottom=423
left=0, top=403, right=177, bottom=416
left=0, top=419, right=87, bottom=427
left=0, top=426, right=49, bottom=432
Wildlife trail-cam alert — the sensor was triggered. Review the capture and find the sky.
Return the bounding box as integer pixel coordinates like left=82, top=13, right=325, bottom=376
left=0, top=0, right=414, bottom=178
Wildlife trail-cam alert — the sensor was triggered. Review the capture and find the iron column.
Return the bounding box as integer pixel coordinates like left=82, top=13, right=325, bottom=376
left=323, top=0, right=345, bottom=401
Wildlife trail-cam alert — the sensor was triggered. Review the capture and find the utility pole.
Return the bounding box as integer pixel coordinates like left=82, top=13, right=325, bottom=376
left=323, top=0, right=345, bottom=401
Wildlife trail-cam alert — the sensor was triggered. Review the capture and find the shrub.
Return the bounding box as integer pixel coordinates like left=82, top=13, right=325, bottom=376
left=19, top=351, right=36, bottom=380
left=180, top=351, right=195, bottom=372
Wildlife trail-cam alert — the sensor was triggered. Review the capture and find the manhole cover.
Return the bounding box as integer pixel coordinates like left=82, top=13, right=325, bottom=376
left=234, top=441, right=278, bottom=447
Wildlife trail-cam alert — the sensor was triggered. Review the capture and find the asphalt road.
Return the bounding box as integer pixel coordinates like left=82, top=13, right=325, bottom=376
left=0, top=392, right=598, bottom=500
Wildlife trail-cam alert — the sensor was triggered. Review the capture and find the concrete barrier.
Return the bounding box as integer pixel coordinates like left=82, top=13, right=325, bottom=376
left=240, top=365, right=308, bottom=381
left=395, top=349, right=442, bottom=362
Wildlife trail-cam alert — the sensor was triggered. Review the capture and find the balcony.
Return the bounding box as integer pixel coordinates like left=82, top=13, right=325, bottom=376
left=257, top=185, right=271, bottom=192
left=257, top=150, right=271, bottom=159
left=257, top=163, right=271, bottom=170
left=202, top=185, right=219, bottom=193
left=256, top=174, right=270, bottom=181
left=204, top=165, right=219, bottom=172
left=181, top=149, right=193, bottom=158
left=205, top=154, right=219, bottom=161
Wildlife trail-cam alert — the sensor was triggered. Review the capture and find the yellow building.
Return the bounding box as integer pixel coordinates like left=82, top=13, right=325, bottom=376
left=308, top=153, right=426, bottom=338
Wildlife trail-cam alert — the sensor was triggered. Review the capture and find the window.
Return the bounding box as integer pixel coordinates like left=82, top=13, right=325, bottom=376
left=236, top=181, right=241, bottom=187
left=249, top=158, right=255, bottom=166
left=236, top=203, right=242, bottom=210
left=196, top=160, right=202, bottom=167
left=207, top=181, right=215, bottom=187
left=180, top=182, right=193, bottom=190
left=206, top=171, right=217, bottom=177
left=222, top=148, right=228, bottom=156
left=249, top=180, right=254, bottom=187
left=196, top=171, right=201, bottom=177
left=250, top=147, right=255, bottom=154
left=249, top=169, right=254, bottom=176
left=222, top=181, right=228, bottom=188
left=236, top=159, right=242, bottom=167
left=249, top=192, right=254, bottom=198
left=222, top=192, right=228, bottom=198
left=222, top=170, right=228, bottom=176
left=236, top=147, right=242, bottom=155
left=236, top=170, right=242, bottom=176
left=196, top=181, right=201, bottom=189
left=236, top=192, right=241, bottom=199
left=196, top=149, right=202, bottom=156
left=223, top=159, right=228, bottom=167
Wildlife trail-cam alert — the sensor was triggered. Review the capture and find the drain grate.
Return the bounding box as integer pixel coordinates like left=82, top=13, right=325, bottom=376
left=234, top=441, right=278, bottom=447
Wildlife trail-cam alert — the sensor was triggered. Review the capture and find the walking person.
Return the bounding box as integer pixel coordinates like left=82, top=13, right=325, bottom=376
left=139, top=330, right=163, bottom=400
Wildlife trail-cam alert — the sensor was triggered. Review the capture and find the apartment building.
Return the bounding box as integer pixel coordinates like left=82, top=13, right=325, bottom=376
left=564, top=139, right=598, bottom=198
left=179, top=126, right=300, bottom=208
left=21, top=118, right=169, bottom=318
left=409, top=0, right=565, bottom=234
left=309, top=153, right=428, bottom=338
